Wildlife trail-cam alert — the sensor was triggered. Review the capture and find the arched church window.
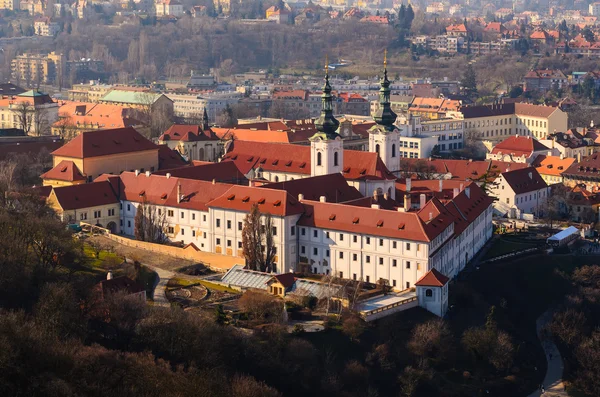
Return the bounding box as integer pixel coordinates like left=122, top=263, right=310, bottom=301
left=375, top=144, right=380, bottom=154
left=334, top=151, right=339, bottom=166
left=425, top=289, right=433, bottom=297
left=317, top=152, right=322, bottom=166
left=392, top=144, right=396, bottom=157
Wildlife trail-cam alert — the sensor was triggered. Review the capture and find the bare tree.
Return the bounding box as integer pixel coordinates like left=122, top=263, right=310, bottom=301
left=134, top=200, right=167, bottom=243
left=0, top=160, right=18, bottom=194
left=33, top=107, right=50, bottom=136
left=54, top=112, right=78, bottom=140
left=13, top=101, right=34, bottom=135
left=241, top=204, right=276, bottom=272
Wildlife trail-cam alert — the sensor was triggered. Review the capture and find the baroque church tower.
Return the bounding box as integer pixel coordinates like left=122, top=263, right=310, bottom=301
left=369, top=50, right=400, bottom=173
left=310, top=57, right=344, bottom=177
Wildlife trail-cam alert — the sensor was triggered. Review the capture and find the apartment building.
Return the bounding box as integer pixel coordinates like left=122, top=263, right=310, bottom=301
left=461, top=102, right=568, bottom=141
left=155, top=0, right=183, bottom=16
left=34, top=18, right=61, bottom=37
left=0, top=0, right=18, bottom=10
left=11, top=52, right=65, bottom=87
left=68, top=82, right=113, bottom=103
left=0, top=90, right=59, bottom=135
left=524, top=69, right=568, bottom=93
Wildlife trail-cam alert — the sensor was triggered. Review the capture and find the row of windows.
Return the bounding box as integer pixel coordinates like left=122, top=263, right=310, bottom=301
left=76, top=208, right=116, bottom=221
left=298, top=227, right=420, bottom=250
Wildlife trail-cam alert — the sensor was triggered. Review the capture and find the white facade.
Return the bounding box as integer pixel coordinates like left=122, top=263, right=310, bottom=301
left=310, top=136, right=344, bottom=177
left=490, top=172, right=550, bottom=217
left=369, top=127, right=400, bottom=172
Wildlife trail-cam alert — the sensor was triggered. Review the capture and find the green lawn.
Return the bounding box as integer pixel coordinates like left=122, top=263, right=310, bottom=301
left=482, top=236, right=541, bottom=260
left=198, top=280, right=239, bottom=294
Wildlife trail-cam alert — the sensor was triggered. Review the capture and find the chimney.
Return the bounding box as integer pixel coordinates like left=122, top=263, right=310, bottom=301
left=453, top=187, right=459, bottom=198
left=145, top=170, right=151, bottom=177
left=371, top=204, right=380, bottom=209
left=578, top=152, right=582, bottom=163
left=298, top=193, right=304, bottom=201
left=420, top=193, right=426, bottom=208
left=106, top=271, right=113, bottom=280
left=404, top=194, right=411, bottom=211
left=429, top=212, right=433, bottom=221
left=212, top=179, right=216, bottom=185
left=406, top=177, right=412, bottom=192
left=465, top=187, right=471, bottom=198
left=319, top=195, right=327, bottom=203
left=166, top=172, right=171, bottom=179
left=177, top=183, right=183, bottom=203
left=560, top=153, right=564, bottom=159
left=439, top=179, right=443, bottom=192
left=528, top=172, right=533, bottom=180
left=135, top=169, right=140, bottom=176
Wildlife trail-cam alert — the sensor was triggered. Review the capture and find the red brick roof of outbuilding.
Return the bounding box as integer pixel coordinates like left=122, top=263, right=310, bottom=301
left=415, top=268, right=449, bottom=287
left=269, top=273, right=296, bottom=288
left=51, top=181, right=119, bottom=211
left=52, top=127, right=158, bottom=158
left=41, top=160, right=86, bottom=182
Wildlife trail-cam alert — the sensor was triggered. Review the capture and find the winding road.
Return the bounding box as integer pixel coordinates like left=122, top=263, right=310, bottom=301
left=527, top=309, right=567, bottom=397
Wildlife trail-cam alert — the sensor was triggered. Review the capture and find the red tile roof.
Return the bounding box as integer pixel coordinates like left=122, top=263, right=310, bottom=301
left=262, top=173, right=363, bottom=203
left=532, top=155, right=576, bottom=177
left=415, top=268, right=449, bottom=287
left=41, top=160, right=86, bottom=182
left=52, top=127, right=158, bottom=159
left=270, top=273, right=296, bottom=288
left=51, top=181, right=119, bottom=211
left=500, top=167, right=547, bottom=194
left=223, top=141, right=395, bottom=181
left=298, top=197, right=455, bottom=242
left=446, top=23, right=468, bottom=33
left=159, top=124, right=218, bottom=142
left=490, top=135, right=551, bottom=157
left=207, top=185, right=304, bottom=217
left=157, top=145, right=188, bottom=170
left=154, top=161, right=248, bottom=184
left=444, top=182, right=494, bottom=236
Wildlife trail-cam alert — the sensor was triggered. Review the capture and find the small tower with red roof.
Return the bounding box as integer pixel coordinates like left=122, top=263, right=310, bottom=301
left=415, top=268, right=450, bottom=317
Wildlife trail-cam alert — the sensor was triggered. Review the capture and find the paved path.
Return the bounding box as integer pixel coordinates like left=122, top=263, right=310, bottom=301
left=527, top=309, right=567, bottom=397
left=142, top=263, right=174, bottom=307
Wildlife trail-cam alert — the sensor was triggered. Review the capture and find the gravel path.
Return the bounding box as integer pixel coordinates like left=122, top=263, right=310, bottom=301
left=527, top=309, right=567, bottom=397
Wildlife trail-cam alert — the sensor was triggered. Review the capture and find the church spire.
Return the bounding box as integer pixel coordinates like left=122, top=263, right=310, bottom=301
left=373, top=49, right=397, bottom=131
left=202, top=107, right=209, bottom=131
left=313, top=55, right=340, bottom=139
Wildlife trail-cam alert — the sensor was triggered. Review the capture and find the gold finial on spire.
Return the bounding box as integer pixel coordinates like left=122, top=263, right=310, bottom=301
left=325, top=54, right=329, bottom=76
left=384, top=49, right=387, bottom=69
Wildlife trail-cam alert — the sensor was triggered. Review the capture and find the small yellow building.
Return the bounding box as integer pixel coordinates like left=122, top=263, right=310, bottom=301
left=47, top=127, right=160, bottom=184
left=47, top=181, right=121, bottom=232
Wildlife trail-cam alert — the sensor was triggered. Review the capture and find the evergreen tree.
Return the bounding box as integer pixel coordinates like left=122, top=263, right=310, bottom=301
left=406, top=4, right=414, bottom=29
left=462, top=63, right=478, bottom=97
